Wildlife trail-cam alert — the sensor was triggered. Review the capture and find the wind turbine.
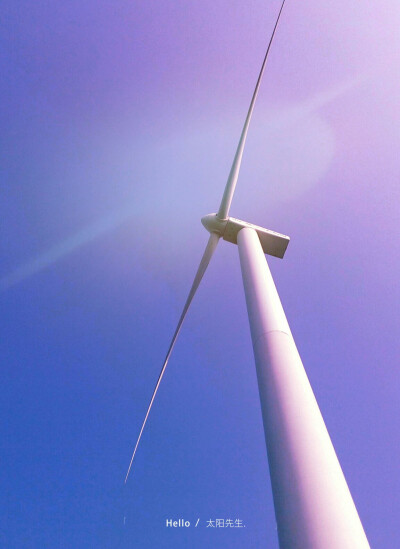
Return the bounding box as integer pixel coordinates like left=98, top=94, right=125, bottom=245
left=126, top=2, right=370, bottom=547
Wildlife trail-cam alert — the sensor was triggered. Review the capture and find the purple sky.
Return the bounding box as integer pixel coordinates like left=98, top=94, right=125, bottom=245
left=1, top=1, right=399, bottom=547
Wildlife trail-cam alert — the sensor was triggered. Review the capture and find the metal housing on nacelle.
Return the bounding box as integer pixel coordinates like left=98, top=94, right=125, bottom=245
left=201, top=213, right=290, bottom=259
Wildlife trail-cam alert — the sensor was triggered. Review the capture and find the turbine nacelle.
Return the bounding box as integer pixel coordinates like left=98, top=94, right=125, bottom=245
left=201, top=213, right=290, bottom=259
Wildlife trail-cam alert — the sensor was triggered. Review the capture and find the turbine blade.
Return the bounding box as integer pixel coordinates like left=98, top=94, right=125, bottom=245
left=125, top=232, right=220, bottom=483
left=217, top=0, right=287, bottom=220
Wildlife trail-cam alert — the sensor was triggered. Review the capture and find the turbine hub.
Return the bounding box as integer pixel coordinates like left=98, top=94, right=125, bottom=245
left=201, top=213, right=227, bottom=236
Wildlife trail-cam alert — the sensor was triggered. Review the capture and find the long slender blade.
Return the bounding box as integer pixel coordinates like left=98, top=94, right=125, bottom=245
left=217, top=0, right=287, bottom=220
left=125, top=232, right=220, bottom=483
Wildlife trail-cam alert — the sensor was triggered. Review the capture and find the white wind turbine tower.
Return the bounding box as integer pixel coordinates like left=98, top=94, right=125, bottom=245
left=126, top=2, right=370, bottom=547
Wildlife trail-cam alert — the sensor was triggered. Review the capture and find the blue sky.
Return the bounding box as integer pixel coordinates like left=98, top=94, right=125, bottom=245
left=1, top=1, right=399, bottom=547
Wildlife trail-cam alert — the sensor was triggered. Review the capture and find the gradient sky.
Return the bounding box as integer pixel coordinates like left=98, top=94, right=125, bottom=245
left=1, top=1, right=399, bottom=548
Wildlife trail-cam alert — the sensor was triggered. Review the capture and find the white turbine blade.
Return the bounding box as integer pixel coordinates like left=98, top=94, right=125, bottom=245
left=125, top=232, right=220, bottom=483
left=217, top=0, right=287, bottom=220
